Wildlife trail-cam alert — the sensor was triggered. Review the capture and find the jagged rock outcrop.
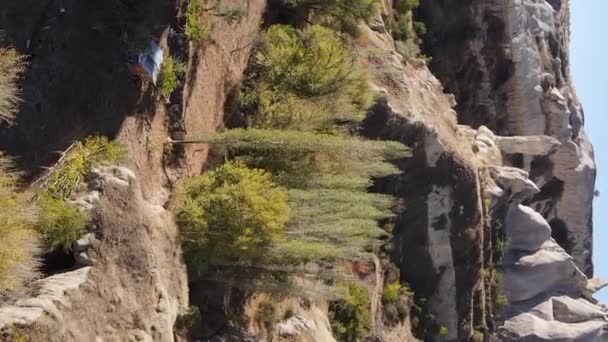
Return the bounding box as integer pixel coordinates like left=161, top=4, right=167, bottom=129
left=420, top=0, right=596, bottom=278
left=360, top=7, right=486, bottom=340
left=0, top=167, right=188, bottom=341
left=486, top=161, right=608, bottom=341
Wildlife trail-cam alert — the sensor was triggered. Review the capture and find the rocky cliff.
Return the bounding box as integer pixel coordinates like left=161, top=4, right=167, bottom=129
left=0, top=0, right=603, bottom=341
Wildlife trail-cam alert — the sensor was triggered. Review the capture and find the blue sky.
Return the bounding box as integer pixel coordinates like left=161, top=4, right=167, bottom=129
left=571, top=0, right=608, bottom=302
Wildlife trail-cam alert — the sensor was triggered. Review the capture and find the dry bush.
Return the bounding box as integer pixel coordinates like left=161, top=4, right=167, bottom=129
left=0, top=157, right=39, bottom=295
left=0, top=46, right=25, bottom=123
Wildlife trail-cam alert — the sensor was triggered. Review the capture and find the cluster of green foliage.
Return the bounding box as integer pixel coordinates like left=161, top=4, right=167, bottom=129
left=0, top=46, right=25, bottom=123
left=176, top=161, right=289, bottom=274
left=185, top=0, right=211, bottom=41
left=382, top=282, right=403, bottom=303
left=329, top=283, right=372, bottom=341
left=0, top=157, right=38, bottom=293
left=37, top=136, right=124, bottom=252
left=247, top=25, right=373, bottom=130
left=281, top=0, right=379, bottom=37
left=158, top=56, right=185, bottom=99
left=35, top=196, right=89, bottom=252
left=45, top=136, right=125, bottom=200
left=389, top=0, right=427, bottom=60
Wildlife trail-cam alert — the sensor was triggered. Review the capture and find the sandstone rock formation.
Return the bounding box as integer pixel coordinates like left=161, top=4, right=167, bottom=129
left=0, top=167, right=188, bottom=341
left=421, top=0, right=596, bottom=278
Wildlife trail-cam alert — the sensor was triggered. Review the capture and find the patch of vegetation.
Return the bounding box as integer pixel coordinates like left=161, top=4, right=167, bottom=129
left=35, top=196, right=89, bottom=252
left=176, top=161, right=289, bottom=273
left=44, top=136, right=125, bottom=200
left=185, top=0, right=211, bottom=41
left=158, top=56, right=185, bottom=99
left=393, top=0, right=420, bottom=13
left=382, top=282, right=403, bottom=303
left=389, top=0, right=427, bottom=60
left=247, top=24, right=373, bottom=130
left=173, top=128, right=408, bottom=265
left=0, top=46, right=25, bottom=123
left=214, top=5, right=248, bottom=24
left=37, top=136, right=124, bottom=252
left=0, top=157, right=38, bottom=293
left=281, top=0, right=379, bottom=36
left=329, top=282, right=371, bottom=341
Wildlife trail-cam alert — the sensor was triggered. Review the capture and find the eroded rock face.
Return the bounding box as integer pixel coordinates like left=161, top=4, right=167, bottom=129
left=360, top=9, right=485, bottom=340
left=421, top=0, right=596, bottom=277
left=489, top=164, right=608, bottom=341
left=0, top=167, right=188, bottom=341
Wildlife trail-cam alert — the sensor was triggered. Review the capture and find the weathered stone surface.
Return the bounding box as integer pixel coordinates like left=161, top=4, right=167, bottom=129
left=0, top=267, right=91, bottom=329
left=0, top=167, right=189, bottom=341
left=421, top=0, right=597, bottom=277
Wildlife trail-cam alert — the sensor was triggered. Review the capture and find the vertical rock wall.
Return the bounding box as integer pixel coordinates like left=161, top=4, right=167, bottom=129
left=420, top=0, right=596, bottom=277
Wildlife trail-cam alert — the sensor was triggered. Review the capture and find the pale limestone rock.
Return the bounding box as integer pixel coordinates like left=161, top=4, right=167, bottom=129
left=495, top=134, right=561, bottom=156
left=0, top=267, right=91, bottom=329
left=505, top=204, right=551, bottom=252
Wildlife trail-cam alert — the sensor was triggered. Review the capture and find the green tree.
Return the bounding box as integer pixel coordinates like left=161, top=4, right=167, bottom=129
left=176, top=161, right=289, bottom=273
left=250, top=25, right=373, bottom=130
left=281, top=0, right=379, bottom=36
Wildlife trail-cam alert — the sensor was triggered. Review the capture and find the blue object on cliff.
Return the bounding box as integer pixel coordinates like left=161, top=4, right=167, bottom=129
left=128, top=40, right=164, bottom=84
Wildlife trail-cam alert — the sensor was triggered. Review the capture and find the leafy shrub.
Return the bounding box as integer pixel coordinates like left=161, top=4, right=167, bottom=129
left=382, top=282, right=402, bottom=303
left=250, top=25, right=373, bottom=130
left=281, top=0, right=379, bottom=36
left=393, top=0, right=420, bottom=13
left=413, top=21, right=427, bottom=36
left=44, top=136, right=125, bottom=200
left=0, top=157, right=38, bottom=293
left=35, top=196, right=88, bottom=252
left=186, top=0, right=211, bottom=41
left=329, top=283, right=371, bottom=341
left=176, top=161, right=289, bottom=271
left=157, top=56, right=184, bottom=99
left=391, top=15, right=411, bottom=41
left=0, top=46, right=25, bottom=123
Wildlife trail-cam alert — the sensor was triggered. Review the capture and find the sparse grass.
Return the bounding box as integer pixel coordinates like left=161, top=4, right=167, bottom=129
left=0, top=46, right=25, bottom=124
